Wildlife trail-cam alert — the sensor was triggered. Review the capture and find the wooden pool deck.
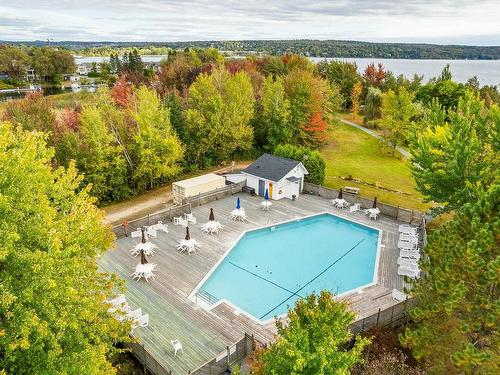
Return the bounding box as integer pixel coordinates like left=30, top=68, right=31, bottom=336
left=99, top=193, right=409, bottom=374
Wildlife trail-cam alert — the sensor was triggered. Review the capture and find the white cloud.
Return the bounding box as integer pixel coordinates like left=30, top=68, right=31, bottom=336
left=0, top=0, right=499, bottom=44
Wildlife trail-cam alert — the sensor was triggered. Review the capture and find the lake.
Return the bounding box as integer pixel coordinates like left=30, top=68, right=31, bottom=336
left=310, top=57, right=500, bottom=86
left=75, top=55, right=500, bottom=86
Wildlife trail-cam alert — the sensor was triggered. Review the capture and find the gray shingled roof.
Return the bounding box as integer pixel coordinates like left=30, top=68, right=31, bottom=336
left=242, top=153, right=302, bottom=182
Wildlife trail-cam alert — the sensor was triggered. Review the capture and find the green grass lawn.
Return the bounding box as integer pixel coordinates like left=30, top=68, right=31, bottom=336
left=321, top=122, right=429, bottom=211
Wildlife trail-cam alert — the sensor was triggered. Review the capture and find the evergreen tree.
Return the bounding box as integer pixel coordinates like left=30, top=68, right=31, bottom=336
left=401, top=185, right=499, bottom=373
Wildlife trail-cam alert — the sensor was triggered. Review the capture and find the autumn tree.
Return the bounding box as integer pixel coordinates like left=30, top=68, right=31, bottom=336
left=410, top=92, right=498, bottom=212
left=112, top=75, right=133, bottom=108
left=253, top=291, right=370, bottom=374
left=350, top=81, right=362, bottom=120
left=2, top=92, right=55, bottom=133
left=0, top=122, right=130, bottom=374
left=284, top=69, right=337, bottom=145
left=363, top=63, right=385, bottom=87
left=401, top=186, right=499, bottom=373
left=130, top=86, right=183, bottom=189
left=378, top=87, right=420, bottom=154
left=184, top=68, right=255, bottom=167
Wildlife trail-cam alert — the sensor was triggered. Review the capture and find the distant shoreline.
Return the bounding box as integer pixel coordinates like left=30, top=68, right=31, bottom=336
left=3, top=39, right=500, bottom=60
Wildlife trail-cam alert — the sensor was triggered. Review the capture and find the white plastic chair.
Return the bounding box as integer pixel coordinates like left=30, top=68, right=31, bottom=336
left=130, top=228, right=142, bottom=238
left=349, top=203, right=361, bottom=213
left=184, top=213, right=196, bottom=224
left=171, top=340, right=183, bottom=356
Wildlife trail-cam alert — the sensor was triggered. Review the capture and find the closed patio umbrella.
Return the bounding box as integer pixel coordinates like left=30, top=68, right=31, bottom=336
left=338, top=188, right=343, bottom=199
left=373, top=197, right=378, bottom=208
left=236, top=197, right=241, bottom=210
left=140, top=249, right=148, bottom=264
left=209, top=208, right=215, bottom=221
left=264, top=188, right=269, bottom=200
left=185, top=226, right=191, bottom=241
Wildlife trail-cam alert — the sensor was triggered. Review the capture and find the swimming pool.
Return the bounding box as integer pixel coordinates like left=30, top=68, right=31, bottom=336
left=194, top=213, right=380, bottom=322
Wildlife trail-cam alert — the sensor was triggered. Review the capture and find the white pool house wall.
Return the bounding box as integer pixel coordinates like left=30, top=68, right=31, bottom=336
left=243, top=163, right=308, bottom=200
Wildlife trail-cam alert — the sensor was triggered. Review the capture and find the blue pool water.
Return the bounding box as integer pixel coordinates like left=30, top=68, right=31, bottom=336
left=198, top=213, right=380, bottom=321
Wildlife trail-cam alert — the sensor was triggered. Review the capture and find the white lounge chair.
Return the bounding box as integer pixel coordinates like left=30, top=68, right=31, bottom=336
left=126, top=308, right=142, bottom=321
left=398, top=240, right=419, bottom=250
left=400, top=233, right=419, bottom=242
left=171, top=340, right=183, bottom=356
left=349, top=203, right=361, bottom=213
left=132, top=314, right=149, bottom=329
left=399, top=224, right=418, bottom=234
left=108, top=294, right=126, bottom=307
left=392, top=289, right=407, bottom=302
left=398, top=266, right=420, bottom=278
left=397, top=257, right=420, bottom=267
left=399, top=249, right=421, bottom=260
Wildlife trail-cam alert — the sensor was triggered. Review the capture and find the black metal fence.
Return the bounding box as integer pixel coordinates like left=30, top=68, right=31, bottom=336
left=303, top=182, right=424, bottom=223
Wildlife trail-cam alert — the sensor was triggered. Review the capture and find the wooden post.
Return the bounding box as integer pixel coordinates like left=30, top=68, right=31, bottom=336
left=390, top=305, right=394, bottom=324
left=226, top=345, right=230, bottom=366
left=376, top=308, right=381, bottom=326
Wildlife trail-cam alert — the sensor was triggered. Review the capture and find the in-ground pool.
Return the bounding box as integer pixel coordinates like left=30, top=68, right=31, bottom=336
left=195, top=213, right=380, bottom=322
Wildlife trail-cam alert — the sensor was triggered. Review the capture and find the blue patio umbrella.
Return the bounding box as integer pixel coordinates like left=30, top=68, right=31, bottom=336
left=264, top=188, right=269, bottom=200
left=236, top=197, right=241, bottom=210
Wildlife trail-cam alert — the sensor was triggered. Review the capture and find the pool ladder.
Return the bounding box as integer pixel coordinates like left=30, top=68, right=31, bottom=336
left=196, top=290, right=219, bottom=306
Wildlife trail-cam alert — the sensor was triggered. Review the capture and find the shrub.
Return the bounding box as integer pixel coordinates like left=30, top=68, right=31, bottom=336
left=273, top=144, right=326, bottom=184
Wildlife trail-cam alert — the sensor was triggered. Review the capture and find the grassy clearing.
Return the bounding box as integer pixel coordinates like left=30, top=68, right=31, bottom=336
left=321, top=122, right=429, bottom=211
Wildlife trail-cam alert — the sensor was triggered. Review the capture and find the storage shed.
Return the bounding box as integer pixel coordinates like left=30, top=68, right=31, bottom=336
left=241, top=154, right=308, bottom=200
left=172, top=173, right=226, bottom=205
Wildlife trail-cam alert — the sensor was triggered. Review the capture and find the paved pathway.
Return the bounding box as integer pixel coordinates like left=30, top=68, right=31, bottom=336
left=338, top=118, right=410, bottom=159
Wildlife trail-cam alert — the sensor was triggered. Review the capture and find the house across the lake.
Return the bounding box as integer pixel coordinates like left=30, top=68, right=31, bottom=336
left=241, top=153, right=308, bottom=200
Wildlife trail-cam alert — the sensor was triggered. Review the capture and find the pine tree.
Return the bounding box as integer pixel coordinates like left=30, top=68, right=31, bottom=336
left=401, top=185, right=499, bottom=373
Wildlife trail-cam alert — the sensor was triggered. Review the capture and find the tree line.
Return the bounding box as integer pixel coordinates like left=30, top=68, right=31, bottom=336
left=6, top=39, right=500, bottom=59
left=2, top=50, right=342, bottom=204
left=0, top=45, right=75, bottom=84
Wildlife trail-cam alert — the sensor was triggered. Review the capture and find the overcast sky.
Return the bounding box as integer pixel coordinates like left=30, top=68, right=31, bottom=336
left=1, top=0, right=499, bottom=45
